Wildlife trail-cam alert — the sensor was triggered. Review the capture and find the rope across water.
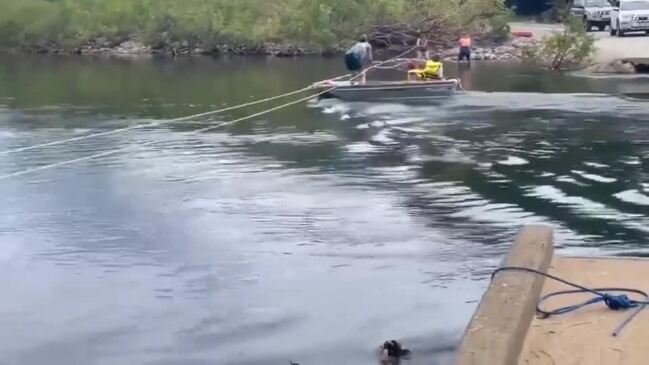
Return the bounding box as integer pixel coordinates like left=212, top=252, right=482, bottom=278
left=0, top=88, right=335, bottom=180
left=0, top=86, right=315, bottom=157
left=0, top=46, right=417, bottom=180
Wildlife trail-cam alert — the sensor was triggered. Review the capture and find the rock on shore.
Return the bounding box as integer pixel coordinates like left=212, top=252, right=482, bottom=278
left=439, top=37, right=540, bottom=62
left=12, top=35, right=540, bottom=61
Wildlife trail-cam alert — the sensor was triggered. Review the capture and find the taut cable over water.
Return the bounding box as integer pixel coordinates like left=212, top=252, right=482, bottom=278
left=0, top=90, right=333, bottom=180
left=0, top=46, right=417, bottom=180
left=0, top=86, right=316, bottom=157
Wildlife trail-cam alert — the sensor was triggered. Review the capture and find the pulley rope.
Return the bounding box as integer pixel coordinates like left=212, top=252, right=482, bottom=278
left=0, top=86, right=315, bottom=157
left=0, top=87, right=334, bottom=181
left=0, top=45, right=417, bottom=180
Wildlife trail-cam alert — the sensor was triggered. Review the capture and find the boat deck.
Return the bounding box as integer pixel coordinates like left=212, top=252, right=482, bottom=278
left=312, top=78, right=460, bottom=101
left=318, top=79, right=458, bottom=87
left=455, top=226, right=649, bottom=365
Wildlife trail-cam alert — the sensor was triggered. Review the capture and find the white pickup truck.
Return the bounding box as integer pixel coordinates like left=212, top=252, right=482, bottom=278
left=610, top=0, right=649, bottom=36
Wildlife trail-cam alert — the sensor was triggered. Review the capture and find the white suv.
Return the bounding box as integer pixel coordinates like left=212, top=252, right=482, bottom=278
left=611, top=0, right=649, bottom=36
left=571, top=0, right=614, bottom=31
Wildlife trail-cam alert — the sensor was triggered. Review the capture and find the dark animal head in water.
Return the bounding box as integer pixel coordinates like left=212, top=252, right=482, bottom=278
left=380, top=340, right=411, bottom=364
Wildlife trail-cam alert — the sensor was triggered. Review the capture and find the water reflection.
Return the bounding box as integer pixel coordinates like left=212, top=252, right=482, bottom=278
left=1, top=55, right=649, bottom=364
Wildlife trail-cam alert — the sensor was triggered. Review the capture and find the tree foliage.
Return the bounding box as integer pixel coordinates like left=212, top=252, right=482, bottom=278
left=0, top=0, right=508, bottom=49
left=542, top=17, right=596, bottom=69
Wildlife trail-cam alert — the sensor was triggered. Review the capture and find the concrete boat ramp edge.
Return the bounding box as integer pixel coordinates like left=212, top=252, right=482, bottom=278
left=455, top=225, right=649, bottom=365
left=455, top=225, right=554, bottom=365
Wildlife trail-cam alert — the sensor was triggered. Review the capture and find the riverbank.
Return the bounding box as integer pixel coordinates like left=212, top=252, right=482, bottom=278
left=9, top=39, right=330, bottom=58
left=7, top=35, right=541, bottom=62
left=0, top=0, right=511, bottom=59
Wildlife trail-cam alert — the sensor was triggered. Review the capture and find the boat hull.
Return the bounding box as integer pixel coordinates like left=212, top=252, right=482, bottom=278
left=313, top=80, right=459, bottom=101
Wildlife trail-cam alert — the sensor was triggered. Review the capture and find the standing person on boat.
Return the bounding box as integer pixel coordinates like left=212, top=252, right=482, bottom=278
left=407, top=54, right=444, bottom=81
left=416, top=30, right=429, bottom=60
left=345, top=35, right=373, bottom=84
left=458, top=34, right=472, bottom=63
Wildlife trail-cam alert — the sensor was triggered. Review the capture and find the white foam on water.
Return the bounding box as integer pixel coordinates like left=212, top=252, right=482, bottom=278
left=320, top=103, right=350, bottom=115
left=0, top=130, right=16, bottom=138
left=529, top=149, right=556, bottom=156
left=370, top=130, right=396, bottom=145
left=412, top=183, right=588, bottom=241
left=368, top=165, right=419, bottom=182
left=391, top=126, right=428, bottom=134
left=584, top=162, right=609, bottom=169
left=487, top=147, right=528, bottom=154
left=363, top=103, right=412, bottom=115
left=555, top=175, right=589, bottom=186
left=227, top=132, right=340, bottom=146
left=496, top=156, right=529, bottom=166
left=340, top=114, right=350, bottom=121
left=620, top=156, right=641, bottom=165
left=369, top=121, right=386, bottom=128
left=614, top=190, right=649, bottom=206
left=356, top=123, right=370, bottom=130
left=419, top=154, right=476, bottom=165
left=450, top=202, right=544, bottom=227
left=484, top=171, right=508, bottom=179
left=385, top=117, right=425, bottom=126
left=428, top=134, right=459, bottom=143
left=539, top=172, right=556, bottom=177
left=571, top=170, right=617, bottom=183
left=345, top=142, right=380, bottom=154
left=526, top=185, right=646, bottom=227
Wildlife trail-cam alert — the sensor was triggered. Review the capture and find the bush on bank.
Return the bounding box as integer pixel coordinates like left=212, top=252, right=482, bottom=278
left=0, top=0, right=509, bottom=52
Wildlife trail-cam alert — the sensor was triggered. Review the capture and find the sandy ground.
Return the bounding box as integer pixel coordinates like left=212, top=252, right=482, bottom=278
left=594, top=34, right=649, bottom=63
left=510, top=21, right=649, bottom=64
left=520, top=256, right=649, bottom=365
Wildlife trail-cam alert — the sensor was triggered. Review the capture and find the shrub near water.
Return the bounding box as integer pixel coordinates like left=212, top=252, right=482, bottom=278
left=541, top=18, right=596, bottom=70
left=0, top=0, right=509, bottom=50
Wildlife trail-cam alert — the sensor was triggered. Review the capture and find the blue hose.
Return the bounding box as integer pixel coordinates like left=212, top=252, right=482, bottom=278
left=492, top=266, right=649, bottom=336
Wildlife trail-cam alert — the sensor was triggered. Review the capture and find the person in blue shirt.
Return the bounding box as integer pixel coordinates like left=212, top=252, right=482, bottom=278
left=345, top=35, right=373, bottom=84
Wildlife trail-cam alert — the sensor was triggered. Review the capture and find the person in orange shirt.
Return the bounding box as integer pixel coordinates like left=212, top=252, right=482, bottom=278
left=458, top=34, right=472, bottom=63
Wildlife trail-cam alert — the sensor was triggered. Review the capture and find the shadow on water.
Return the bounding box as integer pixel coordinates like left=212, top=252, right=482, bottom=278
left=2, top=54, right=649, bottom=364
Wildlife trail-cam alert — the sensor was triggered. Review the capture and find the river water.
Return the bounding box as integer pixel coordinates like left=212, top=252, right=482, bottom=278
left=1, top=55, right=649, bottom=365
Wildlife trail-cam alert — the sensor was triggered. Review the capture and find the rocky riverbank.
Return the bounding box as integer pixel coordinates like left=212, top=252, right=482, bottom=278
left=13, top=38, right=345, bottom=58
left=10, top=35, right=540, bottom=61
left=439, top=37, right=540, bottom=62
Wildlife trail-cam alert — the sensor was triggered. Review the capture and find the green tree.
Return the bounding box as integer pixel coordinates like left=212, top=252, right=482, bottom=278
left=0, top=0, right=509, bottom=50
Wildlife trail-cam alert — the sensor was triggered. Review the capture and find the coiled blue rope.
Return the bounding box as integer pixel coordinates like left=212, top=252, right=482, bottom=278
left=492, top=266, right=649, bottom=336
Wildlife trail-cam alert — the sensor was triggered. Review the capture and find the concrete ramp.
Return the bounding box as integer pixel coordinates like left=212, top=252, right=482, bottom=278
left=455, top=225, right=649, bottom=365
